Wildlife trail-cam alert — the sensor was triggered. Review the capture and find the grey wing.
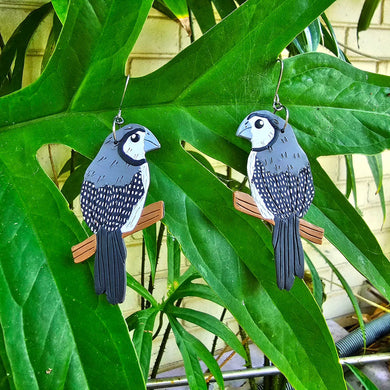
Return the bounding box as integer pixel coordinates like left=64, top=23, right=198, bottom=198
left=80, top=171, right=145, bottom=233
left=252, top=159, right=314, bottom=218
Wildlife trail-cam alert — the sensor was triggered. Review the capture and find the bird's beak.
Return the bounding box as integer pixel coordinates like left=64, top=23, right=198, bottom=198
left=144, top=129, right=161, bottom=152
left=236, top=118, right=252, bottom=141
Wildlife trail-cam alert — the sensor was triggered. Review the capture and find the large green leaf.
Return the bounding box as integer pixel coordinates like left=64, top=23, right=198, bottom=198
left=0, top=0, right=154, bottom=388
left=52, top=0, right=69, bottom=23
left=307, top=160, right=390, bottom=300
left=1, top=0, right=389, bottom=389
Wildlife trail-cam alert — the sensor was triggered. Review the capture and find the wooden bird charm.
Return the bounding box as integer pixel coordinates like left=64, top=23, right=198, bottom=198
left=80, top=124, right=160, bottom=304
left=236, top=110, right=314, bottom=290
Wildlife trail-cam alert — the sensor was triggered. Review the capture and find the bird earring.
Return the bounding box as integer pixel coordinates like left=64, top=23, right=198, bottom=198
left=72, top=75, right=163, bottom=305
left=235, top=58, right=320, bottom=291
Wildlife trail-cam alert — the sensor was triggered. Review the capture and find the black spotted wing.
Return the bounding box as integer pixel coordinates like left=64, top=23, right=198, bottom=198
left=252, top=159, right=314, bottom=219
left=80, top=170, right=145, bottom=233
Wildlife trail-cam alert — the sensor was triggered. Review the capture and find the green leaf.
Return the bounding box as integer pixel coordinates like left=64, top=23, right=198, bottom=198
left=59, top=151, right=90, bottom=176
left=167, top=281, right=223, bottom=306
left=366, top=154, right=386, bottom=224
left=162, top=0, right=189, bottom=18
left=307, top=160, right=390, bottom=301
left=0, top=0, right=154, bottom=387
left=309, top=243, right=366, bottom=349
left=166, top=306, right=246, bottom=358
left=293, top=18, right=322, bottom=53
left=345, top=154, right=359, bottom=210
left=187, top=150, right=216, bottom=173
left=168, top=316, right=224, bottom=390
left=51, top=0, right=69, bottom=24
left=167, top=231, right=182, bottom=285
left=304, top=251, right=324, bottom=308
left=346, top=364, right=380, bottom=390
left=127, top=273, right=158, bottom=308
left=2, top=0, right=389, bottom=388
left=0, top=3, right=52, bottom=96
left=212, top=0, right=237, bottom=18
left=60, top=163, right=88, bottom=203
left=187, top=0, right=216, bottom=34
left=357, top=0, right=381, bottom=36
left=127, top=307, right=159, bottom=379
left=41, top=12, right=62, bottom=72
left=143, top=224, right=157, bottom=282
left=0, top=326, right=11, bottom=390
left=321, top=13, right=348, bottom=62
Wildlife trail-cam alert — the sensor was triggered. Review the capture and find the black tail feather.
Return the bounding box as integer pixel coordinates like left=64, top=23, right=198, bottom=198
left=273, top=215, right=304, bottom=290
left=95, top=228, right=127, bottom=304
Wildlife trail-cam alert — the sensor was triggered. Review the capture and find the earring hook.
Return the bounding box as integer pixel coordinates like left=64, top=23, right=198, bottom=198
left=272, top=58, right=289, bottom=132
left=112, top=74, right=130, bottom=142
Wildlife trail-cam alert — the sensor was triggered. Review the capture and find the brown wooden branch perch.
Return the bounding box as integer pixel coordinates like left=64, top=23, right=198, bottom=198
left=72, top=201, right=165, bottom=263
left=233, top=191, right=324, bottom=245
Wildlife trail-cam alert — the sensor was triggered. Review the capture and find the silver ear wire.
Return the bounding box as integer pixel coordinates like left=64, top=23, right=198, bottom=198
left=272, top=58, right=289, bottom=132
left=112, top=74, right=130, bottom=142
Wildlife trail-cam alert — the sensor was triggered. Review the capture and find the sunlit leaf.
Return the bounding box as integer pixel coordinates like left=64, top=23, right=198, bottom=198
left=51, top=0, right=69, bottom=23
left=167, top=231, right=181, bottom=285
left=166, top=306, right=246, bottom=358
left=367, top=154, right=386, bottom=224
left=127, top=307, right=159, bottom=379
left=169, top=315, right=224, bottom=389
left=309, top=243, right=366, bottom=348
left=357, top=0, right=381, bottom=36
left=346, top=364, right=379, bottom=390
left=304, top=251, right=324, bottom=308
left=0, top=3, right=52, bottom=96
left=1, top=0, right=389, bottom=388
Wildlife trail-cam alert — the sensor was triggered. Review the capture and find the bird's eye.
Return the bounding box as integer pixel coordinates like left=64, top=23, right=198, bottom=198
left=255, top=119, right=264, bottom=129
left=131, top=133, right=140, bottom=142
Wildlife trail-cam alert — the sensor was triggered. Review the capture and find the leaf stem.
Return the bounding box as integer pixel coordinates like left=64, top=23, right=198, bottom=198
left=151, top=298, right=183, bottom=378
left=141, top=238, right=146, bottom=310
left=211, top=307, right=227, bottom=356
left=48, top=144, right=59, bottom=188
left=146, top=223, right=165, bottom=308
left=239, top=326, right=256, bottom=390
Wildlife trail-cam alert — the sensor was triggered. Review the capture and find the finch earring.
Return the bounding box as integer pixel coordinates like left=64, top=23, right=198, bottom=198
left=234, top=58, right=323, bottom=291
left=71, top=75, right=163, bottom=305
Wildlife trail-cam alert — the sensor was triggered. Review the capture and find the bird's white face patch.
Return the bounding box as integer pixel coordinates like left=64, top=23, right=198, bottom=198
left=248, top=116, right=275, bottom=148
left=122, top=130, right=146, bottom=160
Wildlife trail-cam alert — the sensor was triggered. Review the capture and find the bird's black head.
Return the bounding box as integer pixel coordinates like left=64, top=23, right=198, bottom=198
left=236, top=110, right=283, bottom=151
left=110, top=124, right=160, bottom=166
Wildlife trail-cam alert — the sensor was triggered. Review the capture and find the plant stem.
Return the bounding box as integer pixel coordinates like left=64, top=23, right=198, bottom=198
left=146, top=223, right=165, bottom=308
left=263, top=356, right=272, bottom=390
left=68, top=149, right=75, bottom=209
left=188, top=7, right=195, bottom=43
left=151, top=298, right=183, bottom=378
left=141, top=238, right=146, bottom=310
left=239, top=326, right=257, bottom=390
left=48, top=144, right=59, bottom=188
left=211, top=307, right=227, bottom=356
left=150, top=321, right=171, bottom=379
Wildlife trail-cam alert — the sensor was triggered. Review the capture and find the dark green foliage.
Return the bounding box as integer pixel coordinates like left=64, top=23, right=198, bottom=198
left=0, top=0, right=389, bottom=389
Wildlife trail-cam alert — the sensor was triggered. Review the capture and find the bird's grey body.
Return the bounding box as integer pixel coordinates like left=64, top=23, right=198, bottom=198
left=80, top=124, right=160, bottom=304
left=237, top=111, right=314, bottom=290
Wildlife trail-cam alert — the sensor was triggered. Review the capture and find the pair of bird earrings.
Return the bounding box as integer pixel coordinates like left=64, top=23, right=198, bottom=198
left=78, top=60, right=315, bottom=304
